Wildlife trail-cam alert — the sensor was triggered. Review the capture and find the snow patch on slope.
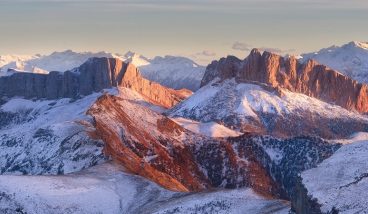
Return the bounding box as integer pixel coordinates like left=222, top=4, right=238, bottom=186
left=172, top=117, right=242, bottom=138
left=302, top=140, right=368, bottom=213
left=124, top=51, right=150, bottom=67
left=0, top=163, right=290, bottom=214
left=236, top=84, right=286, bottom=116
left=332, top=132, right=368, bottom=145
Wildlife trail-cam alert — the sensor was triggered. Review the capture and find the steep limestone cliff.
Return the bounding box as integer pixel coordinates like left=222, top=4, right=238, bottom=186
left=119, top=62, right=191, bottom=108
left=201, top=49, right=368, bottom=113
left=0, top=57, right=190, bottom=108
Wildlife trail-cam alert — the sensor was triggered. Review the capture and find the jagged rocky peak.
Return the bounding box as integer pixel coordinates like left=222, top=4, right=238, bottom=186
left=200, top=55, right=242, bottom=87
left=0, top=57, right=190, bottom=108
left=345, top=41, right=368, bottom=50
left=200, top=49, right=368, bottom=113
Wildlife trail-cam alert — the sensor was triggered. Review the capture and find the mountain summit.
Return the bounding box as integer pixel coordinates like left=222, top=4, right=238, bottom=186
left=301, top=41, right=368, bottom=84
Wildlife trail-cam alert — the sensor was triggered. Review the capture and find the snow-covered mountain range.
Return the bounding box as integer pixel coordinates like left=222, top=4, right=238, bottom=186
left=1, top=43, right=368, bottom=213
left=301, top=41, right=368, bottom=84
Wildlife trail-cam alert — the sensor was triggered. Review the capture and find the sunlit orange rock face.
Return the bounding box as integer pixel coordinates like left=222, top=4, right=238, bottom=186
left=80, top=57, right=191, bottom=108
left=118, top=62, right=192, bottom=108
left=87, top=93, right=282, bottom=196
left=201, top=49, right=368, bottom=113
left=87, top=94, right=204, bottom=192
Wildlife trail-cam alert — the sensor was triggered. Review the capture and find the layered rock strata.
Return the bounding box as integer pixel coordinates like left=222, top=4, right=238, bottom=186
left=87, top=94, right=282, bottom=194
left=87, top=93, right=339, bottom=201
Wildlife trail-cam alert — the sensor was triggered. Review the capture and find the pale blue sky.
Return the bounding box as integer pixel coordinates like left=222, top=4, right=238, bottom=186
left=0, top=0, right=367, bottom=64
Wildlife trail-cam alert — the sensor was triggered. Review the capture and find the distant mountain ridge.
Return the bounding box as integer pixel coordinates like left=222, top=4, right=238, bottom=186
left=0, top=57, right=190, bottom=108
left=0, top=50, right=124, bottom=75
left=139, top=56, right=205, bottom=91
left=301, top=41, right=368, bottom=84
left=0, top=50, right=205, bottom=91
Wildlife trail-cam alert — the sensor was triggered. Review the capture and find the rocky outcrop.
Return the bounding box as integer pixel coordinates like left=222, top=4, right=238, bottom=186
left=0, top=57, right=190, bottom=108
left=87, top=92, right=341, bottom=201
left=201, top=49, right=368, bottom=113
left=89, top=95, right=205, bottom=192
left=292, top=178, right=324, bottom=214
left=200, top=56, right=242, bottom=87
left=87, top=94, right=284, bottom=195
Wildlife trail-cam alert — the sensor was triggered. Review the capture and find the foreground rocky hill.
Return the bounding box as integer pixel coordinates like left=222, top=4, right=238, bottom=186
left=87, top=89, right=343, bottom=200
left=0, top=79, right=344, bottom=210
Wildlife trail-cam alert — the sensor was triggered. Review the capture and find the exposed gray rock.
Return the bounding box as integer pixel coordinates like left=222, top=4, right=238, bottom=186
left=200, top=55, right=242, bottom=87
left=0, top=58, right=130, bottom=100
